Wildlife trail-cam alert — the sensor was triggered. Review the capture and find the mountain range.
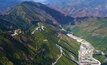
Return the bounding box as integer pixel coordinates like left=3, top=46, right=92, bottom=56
left=45, top=0, right=107, bottom=17
left=1, top=0, right=107, bottom=17
left=0, top=1, right=107, bottom=65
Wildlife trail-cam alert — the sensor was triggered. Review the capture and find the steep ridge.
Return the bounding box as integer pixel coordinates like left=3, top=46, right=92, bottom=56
left=7, top=1, right=74, bottom=25
left=45, top=0, right=107, bottom=17
left=0, top=1, right=79, bottom=65
left=0, top=1, right=74, bottom=31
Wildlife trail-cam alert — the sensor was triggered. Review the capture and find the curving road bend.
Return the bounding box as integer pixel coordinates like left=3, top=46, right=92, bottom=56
left=52, top=44, right=63, bottom=65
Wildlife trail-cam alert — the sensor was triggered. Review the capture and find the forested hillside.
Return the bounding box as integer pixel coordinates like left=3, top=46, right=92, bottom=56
left=0, top=1, right=79, bottom=65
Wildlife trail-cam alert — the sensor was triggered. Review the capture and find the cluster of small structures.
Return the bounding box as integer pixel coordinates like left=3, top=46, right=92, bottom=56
left=67, top=33, right=101, bottom=65
left=11, top=29, right=21, bottom=36
left=79, top=43, right=101, bottom=65
left=94, top=50, right=105, bottom=56
left=32, top=23, right=46, bottom=34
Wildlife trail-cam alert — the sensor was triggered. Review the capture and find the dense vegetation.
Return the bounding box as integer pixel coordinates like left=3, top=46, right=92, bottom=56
left=0, top=22, right=80, bottom=65
left=0, top=1, right=80, bottom=65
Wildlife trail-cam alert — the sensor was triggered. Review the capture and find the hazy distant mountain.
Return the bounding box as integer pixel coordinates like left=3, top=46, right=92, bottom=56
left=0, top=0, right=47, bottom=13
left=0, top=0, right=21, bottom=13
left=45, top=0, right=107, bottom=17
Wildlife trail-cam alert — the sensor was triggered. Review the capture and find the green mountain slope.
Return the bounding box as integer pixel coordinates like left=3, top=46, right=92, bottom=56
left=0, top=1, right=74, bottom=32
left=8, top=1, right=74, bottom=24
left=64, top=17, right=107, bottom=64
left=0, top=1, right=79, bottom=65
left=0, top=22, right=80, bottom=65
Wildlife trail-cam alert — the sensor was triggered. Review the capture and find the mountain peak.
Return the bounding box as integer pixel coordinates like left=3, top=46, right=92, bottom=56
left=8, top=1, right=74, bottom=25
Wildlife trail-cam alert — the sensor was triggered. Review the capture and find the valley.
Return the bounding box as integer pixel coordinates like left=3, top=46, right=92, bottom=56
left=0, top=1, right=107, bottom=65
left=64, top=17, right=107, bottom=65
